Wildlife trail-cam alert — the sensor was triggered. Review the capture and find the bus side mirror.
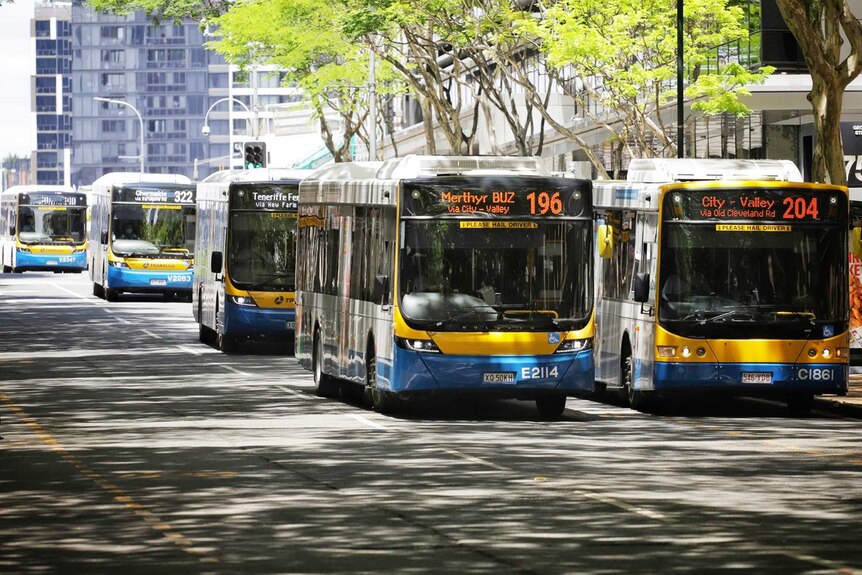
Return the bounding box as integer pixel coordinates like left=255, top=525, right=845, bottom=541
left=211, top=251, right=223, bottom=274
left=9, top=226, right=15, bottom=236
left=100, top=230, right=108, bottom=245
left=853, top=227, right=862, bottom=259
left=373, top=274, right=389, bottom=305
left=597, top=224, right=614, bottom=258
left=633, top=273, right=650, bottom=303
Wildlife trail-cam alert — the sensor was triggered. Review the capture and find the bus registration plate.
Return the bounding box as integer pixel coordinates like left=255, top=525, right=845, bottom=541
left=742, top=372, right=772, bottom=384
left=150, top=279, right=167, bottom=286
left=286, top=321, right=295, bottom=329
left=483, top=372, right=516, bottom=384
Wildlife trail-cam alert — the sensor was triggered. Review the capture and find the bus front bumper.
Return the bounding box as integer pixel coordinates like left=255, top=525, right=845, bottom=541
left=107, top=267, right=193, bottom=292
left=650, top=362, right=848, bottom=395
left=224, top=302, right=296, bottom=339
left=385, top=347, right=594, bottom=396
left=15, top=250, right=86, bottom=271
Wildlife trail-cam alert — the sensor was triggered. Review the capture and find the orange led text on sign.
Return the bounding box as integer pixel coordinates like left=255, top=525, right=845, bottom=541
left=441, top=191, right=516, bottom=215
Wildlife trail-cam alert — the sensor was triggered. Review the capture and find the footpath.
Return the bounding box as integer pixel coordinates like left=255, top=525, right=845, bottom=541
left=816, top=372, right=862, bottom=415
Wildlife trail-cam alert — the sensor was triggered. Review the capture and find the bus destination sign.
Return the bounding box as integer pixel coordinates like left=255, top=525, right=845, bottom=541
left=402, top=177, right=590, bottom=218
left=20, top=192, right=86, bottom=207
left=231, top=185, right=299, bottom=211
left=114, top=186, right=195, bottom=205
left=664, top=188, right=845, bottom=223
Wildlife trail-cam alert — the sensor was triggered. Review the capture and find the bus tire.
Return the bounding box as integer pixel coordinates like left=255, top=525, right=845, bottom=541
left=786, top=393, right=814, bottom=416
left=217, top=332, right=236, bottom=353
left=199, top=324, right=215, bottom=345
left=313, top=330, right=338, bottom=398
left=536, top=395, right=566, bottom=419
left=2, top=265, right=10, bottom=274
left=105, top=288, right=119, bottom=302
left=368, top=349, right=399, bottom=414
left=93, top=282, right=104, bottom=298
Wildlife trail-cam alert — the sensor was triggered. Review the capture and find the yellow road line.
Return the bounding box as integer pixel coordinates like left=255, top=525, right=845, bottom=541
left=0, top=391, right=217, bottom=563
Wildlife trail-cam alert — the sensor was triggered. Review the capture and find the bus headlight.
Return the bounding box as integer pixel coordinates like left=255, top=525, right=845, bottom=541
left=73, top=247, right=86, bottom=253
left=108, top=260, right=128, bottom=268
left=821, top=348, right=832, bottom=359
left=835, top=347, right=850, bottom=358
left=228, top=295, right=257, bottom=307
left=555, top=339, right=591, bottom=353
left=395, top=336, right=441, bottom=353
left=658, top=346, right=676, bottom=357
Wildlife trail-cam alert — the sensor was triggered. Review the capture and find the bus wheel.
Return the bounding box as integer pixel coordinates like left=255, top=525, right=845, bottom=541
left=536, top=395, right=566, bottom=419
left=2, top=265, right=11, bottom=273
left=313, top=331, right=338, bottom=398
left=92, top=282, right=104, bottom=299
left=368, top=349, right=398, bottom=414
left=199, top=324, right=215, bottom=345
left=217, top=332, right=236, bottom=353
left=786, top=393, right=814, bottom=416
left=105, top=288, right=119, bottom=302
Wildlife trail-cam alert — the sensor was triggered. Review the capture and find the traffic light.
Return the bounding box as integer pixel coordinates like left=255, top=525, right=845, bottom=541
left=244, top=141, right=267, bottom=168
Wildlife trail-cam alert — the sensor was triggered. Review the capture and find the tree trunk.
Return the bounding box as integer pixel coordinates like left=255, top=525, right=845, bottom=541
left=809, top=74, right=847, bottom=185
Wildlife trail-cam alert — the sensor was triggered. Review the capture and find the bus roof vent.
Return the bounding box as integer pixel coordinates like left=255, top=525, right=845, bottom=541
left=305, top=161, right=384, bottom=182
left=626, top=158, right=803, bottom=183
left=376, top=155, right=550, bottom=179
left=91, top=172, right=192, bottom=187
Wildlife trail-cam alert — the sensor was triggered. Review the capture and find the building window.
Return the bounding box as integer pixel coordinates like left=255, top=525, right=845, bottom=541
left=101, top=73, right=125, bottom=89
left=101, top=26, right=124, bottom=41
left=102, top=49, right=125, bottom=64
left=102, top=120, right=126, bottom=133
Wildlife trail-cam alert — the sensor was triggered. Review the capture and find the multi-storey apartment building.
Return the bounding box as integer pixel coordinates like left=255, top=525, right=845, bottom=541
left=31, top=1, right=73, bottom=186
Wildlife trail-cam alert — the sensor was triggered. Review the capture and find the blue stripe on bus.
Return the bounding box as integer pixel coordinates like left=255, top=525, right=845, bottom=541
left=224, top=301, right=296, bottom=338
left=388, top=347, right=594, bottom=394
left=16, top=250, right=86, bottom=270
left=106, top=267, right=193, bottom=290
left=652, top=361, right=848, bottom=393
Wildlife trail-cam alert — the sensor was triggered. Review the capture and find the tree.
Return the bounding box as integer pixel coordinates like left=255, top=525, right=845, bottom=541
left=511, top=0, right=773, bottom=173
left=773, top=0, right=862, bottom=185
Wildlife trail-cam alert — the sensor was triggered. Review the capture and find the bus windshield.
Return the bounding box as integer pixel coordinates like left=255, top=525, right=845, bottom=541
left=111, top=204, right=194, bottom=258
left=659, top=223, right=847, bottom=338
left=227, top=211, right=296, bottom=291
left=18, top=205, right=86, bottom=245
left=398, top=219, right=592, bottom=331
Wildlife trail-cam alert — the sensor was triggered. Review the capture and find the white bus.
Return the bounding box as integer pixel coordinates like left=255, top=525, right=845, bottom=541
left=89, top=172, right=195, bottom=301
left=593, top=158, right=849, bottom=413
left=295, top=155, right=595, bottom=417
left=194, top=168, right=310, bottom=352
left=0, top=185, right=87, bottom=273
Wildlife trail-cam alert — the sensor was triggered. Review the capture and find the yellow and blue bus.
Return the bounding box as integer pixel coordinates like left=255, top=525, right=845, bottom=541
left=194, top=169, right=309, bottom=352
left=295, top=156, right=594, bottom=418
left=0, top=185, right=87, bottom=273
left=88, top=172, right=195, bottom=302
left=594, top=159, right=849, bottom=413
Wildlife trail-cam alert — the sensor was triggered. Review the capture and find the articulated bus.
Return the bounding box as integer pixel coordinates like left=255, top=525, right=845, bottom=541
left=295, top=155, right=594, bottom=417
left=0, top=185, right=87, bottom=273
left=89, top=172, right=195, bottom=301
left=849, top=192, right=862, bottom=365
left=593, top=158, right=849, bottom=413
left=194, top=169, right=309, bottom=352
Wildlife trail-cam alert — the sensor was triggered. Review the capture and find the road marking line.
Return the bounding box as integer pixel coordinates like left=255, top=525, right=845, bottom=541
left=442, top=448, right=511, bottom=471
left=346, top=413, right=390, bottom=431
left=0, top=390, right=217, bottom=564
left=275, top=385, right=315, bottom=400
left=177, top=345, right=203, bottom=356
left=212, top=363, right=250, bottom=376
left=141, top=329, right=161, bottom=340
left=50, top=283, right=99, bottom=304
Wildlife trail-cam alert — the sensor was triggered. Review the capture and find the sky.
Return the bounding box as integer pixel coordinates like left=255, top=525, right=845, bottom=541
left=0, top=0, right=35, bottom=160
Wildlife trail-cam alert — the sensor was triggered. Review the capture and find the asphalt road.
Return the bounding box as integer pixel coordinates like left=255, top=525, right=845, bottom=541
left=2, top=273, right=862, bottom=574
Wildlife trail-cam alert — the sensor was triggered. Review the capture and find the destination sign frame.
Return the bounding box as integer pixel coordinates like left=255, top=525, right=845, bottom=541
left=230, top=183, right=300, bottom=211
left=663, top=187, right=846, bottom=223
left=114, top=185, right=196, bottom=205
left=20, top=192, right=86, bottom=207
left=401, top=176, right=591, bottom=218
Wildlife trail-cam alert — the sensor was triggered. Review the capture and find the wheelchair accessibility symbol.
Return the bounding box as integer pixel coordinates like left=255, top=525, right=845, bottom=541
left=548, top=332, right=561, bottom=345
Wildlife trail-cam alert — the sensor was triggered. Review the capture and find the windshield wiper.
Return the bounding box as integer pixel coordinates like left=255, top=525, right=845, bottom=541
left=435, top=308, right=497, bottom=329
left=774, top=310, right=816, bottom=323
left=245, top=273, right=295, bottom=291
left=695, top=308, right=756, bottom=325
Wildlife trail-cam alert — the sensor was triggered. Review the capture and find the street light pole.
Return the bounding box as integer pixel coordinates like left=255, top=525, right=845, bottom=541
left=676, top=0, right=684, bottom=159
left=202, top=97, right=252, bottom=137
left=94, top=96, right=145, bottom=173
